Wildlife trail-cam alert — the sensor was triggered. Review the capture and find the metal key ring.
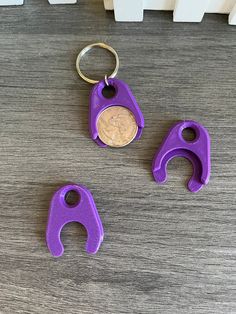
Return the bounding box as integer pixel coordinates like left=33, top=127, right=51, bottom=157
left=76, top=43, right=120, bottom=85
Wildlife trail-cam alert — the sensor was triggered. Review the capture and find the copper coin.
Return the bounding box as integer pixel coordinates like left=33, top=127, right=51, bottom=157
left=97, top=106, right=138, bottom=147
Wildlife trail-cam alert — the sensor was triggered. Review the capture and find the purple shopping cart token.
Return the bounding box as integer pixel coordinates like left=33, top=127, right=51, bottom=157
left=90, top=78, right=144, bottom=147
left=46, top=184, right=104, bottom=257
left=76, top=43, right=144, bottom=148
left=152, top=120, right=211, bottom=193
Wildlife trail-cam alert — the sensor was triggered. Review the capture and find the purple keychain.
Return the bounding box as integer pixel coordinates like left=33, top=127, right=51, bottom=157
left=46, top=184, right=104, bottom=257
left=76, top=43, right=144, bottom=148
left=152, top=120, right=211, bottom=193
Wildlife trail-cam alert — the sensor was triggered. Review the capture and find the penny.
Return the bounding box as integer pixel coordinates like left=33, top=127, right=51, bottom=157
left=97, top=106, right=138, bottom=147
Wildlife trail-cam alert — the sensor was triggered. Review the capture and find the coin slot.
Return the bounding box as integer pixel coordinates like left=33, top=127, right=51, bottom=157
left=182, top=127, right=196, bottom=142
left=102, top=85, right=116, bottom=99
left=65, top=190, right=80, bottom=207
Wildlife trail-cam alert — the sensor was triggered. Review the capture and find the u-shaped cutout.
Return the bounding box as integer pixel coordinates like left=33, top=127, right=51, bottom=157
left=152, top=121, right=210, bottom=193
left=46, top=184, right=104, bottom=257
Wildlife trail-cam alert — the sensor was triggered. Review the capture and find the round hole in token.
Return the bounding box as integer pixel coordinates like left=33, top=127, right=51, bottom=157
left=182, top=127, right=196, bottom=142
left=65, top=190, right=80, bottom=207
left=102, top=85, right=116, bottom=99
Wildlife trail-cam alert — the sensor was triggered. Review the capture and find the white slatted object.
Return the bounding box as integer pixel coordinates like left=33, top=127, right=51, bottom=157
left=0, top=0, right=77, bottom=5
left=48, top=0, right=77, bottom=4
left=0, top=0, right=235, bottom=25
left=104, top=0, right=236, bottom=25
left=174, top=0, right=209, bottom=22
left=0, top=0, right=23, bottom=5
left=229, top=3, right=236, bottom=24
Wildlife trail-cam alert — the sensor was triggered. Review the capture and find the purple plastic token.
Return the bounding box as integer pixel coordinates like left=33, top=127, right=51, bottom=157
left=89, top=78, right=145, bottom=147
left=152, top=120, right=211, bottom=193
left=46, top=184, right=104, bottom=257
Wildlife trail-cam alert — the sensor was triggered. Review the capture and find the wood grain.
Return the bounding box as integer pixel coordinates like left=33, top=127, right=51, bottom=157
left=0, top=1, right=235, bottom=313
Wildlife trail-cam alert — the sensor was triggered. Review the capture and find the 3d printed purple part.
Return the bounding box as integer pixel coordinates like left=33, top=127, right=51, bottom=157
left=89, top=78, right=145, bottom=147
left=46, top=184, right=104, bottom=257
left=152, top=120, right=211, bottom=193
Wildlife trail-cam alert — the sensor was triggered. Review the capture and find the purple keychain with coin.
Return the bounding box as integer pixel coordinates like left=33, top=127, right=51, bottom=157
left=76, top=43, right=144, bottom=148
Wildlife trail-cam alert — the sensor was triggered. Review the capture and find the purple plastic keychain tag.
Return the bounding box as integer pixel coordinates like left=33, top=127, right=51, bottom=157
left=46, top=184, right=104, bottom=257
left=90, top=78, right=144, bottom=147
left=76, top=43, right=144, bottom=148
left=152, top=120, right=211, bottom=193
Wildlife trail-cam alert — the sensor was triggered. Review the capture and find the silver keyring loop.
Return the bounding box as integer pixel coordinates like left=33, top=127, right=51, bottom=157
left=76, top=43, right=119, bottom=85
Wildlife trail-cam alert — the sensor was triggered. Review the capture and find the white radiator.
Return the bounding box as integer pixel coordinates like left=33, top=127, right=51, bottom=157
left=104, top=0, right=236, bottom=25
left=0, top=0, right=235, bottom=25
left=0, top=0, right=76, bottom=5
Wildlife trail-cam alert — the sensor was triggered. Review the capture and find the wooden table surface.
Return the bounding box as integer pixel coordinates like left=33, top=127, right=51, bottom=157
left=0, top=1, right=235, bottom=313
